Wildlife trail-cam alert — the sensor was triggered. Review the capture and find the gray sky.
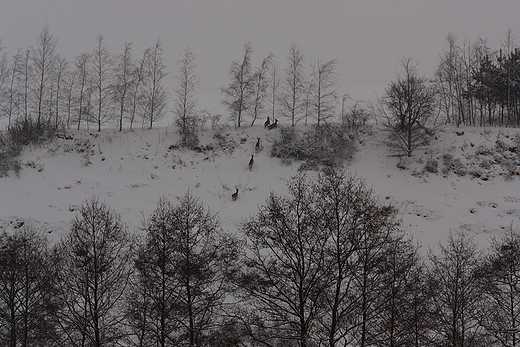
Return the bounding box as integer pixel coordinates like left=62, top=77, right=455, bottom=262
left=1, top=0, right=519, bottom=109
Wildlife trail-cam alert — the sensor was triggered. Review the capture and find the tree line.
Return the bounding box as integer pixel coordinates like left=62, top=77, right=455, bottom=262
left=0, top=27, right=342, bottom=133
left=0, top=27, right=343, bottom=152
left=1, top=169, right=519, bottom=347
left=436, top=30, right=520, bottom=127
left=0, top=26, right=168, bottom=133
left=2, top=27, right=520, bottom=138
left=220, top=42, right=339, bottom=130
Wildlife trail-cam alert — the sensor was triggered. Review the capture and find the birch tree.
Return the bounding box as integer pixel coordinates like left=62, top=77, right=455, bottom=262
left=310, top=59, right=338, bottom=127
left=268, top=58, right=281, bottom=124
left=31, top=25, right=57, bottom=128
left=0, top=40, right=10, bottom=125
left=143, top=39, right=168, bottom=129
left=250, top=53, right=272, bottom=126
left=113, top=42, right=133, bottom=131
left=128, top=49, right=147, bottom=130
left=280, top=44, right=306, bottom=126
left=174, top=47, right=200, bottom=148
left=75, top=53, right=91, bottom=130
left=221, top=43, right=254, bottom=127
left=91, top=35, right=114, bottom=131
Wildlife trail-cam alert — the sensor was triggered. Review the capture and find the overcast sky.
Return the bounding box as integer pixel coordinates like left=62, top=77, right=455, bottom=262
left=1, top=0, right=519, bottom=108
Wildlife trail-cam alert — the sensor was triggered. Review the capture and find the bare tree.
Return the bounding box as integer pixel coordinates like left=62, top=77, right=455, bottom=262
left=31, top=25, right=57, bottom=128
left=129, top=193, right=240, bottom=347
left=19, top=49, right=32, bottom=123
left=221, top=43, right=254, bottom=127
left=436, top=33, right=461, bottom=125
left=63, top=63, right=76, bottom=129
left=143, top=39, right=168, bottom=129
left=174, top=47, right=200, bottom=147
left=310, top=59, right=338, bottom=127
left=0, top=39, right=10, bottom=125
left=113, top=42, right=134, bottom=131
left=52, top=55, right=68, bottom=128
left=428, top=231, right=487, bottom=347
left=91, top=35, right=114, bottom=131
left=314, top=170, right=398, bottom=347
left=478, top=226, right=520, bottom=347
left=268, top=58, right=281, bottom=124
left=56, top=196, right=132, bottom=347
left=380, top=58, right=436, bottom=157
left=280, top=44, right=306, bottom=126
left=236, top=175, right=330, bottom=347
left=370, top=236, right=428, bottom=347
left=0, top=225, right=60, bottom=347
left=129, top=199, right=180, bottom=347
left=6, top=50, right=23, bottom=128
left=128, top=49, right=147, bottom=130
left=250, top=53, right=272, bottom=126
left=436, top=34, right=490, bottom=127
left=75, top=53, right=91, bottom=130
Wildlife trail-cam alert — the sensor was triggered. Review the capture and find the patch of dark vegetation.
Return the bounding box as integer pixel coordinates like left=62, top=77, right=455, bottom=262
left=442, top=153, right=467, bottom=177
left=423, top=158, right=438, bottom=173
left=418, top=131, right=520, bottom=181
left=8, top=118, right=56, bottom=147
left=191, top=144, right=215, bottom=153
left=0, top=132, right=22, bottom=177
left=270, top=124, right=356, bottom=170
left=213, top=132, right=237, bottom=153
left=0, top=119, right=56, bottom=177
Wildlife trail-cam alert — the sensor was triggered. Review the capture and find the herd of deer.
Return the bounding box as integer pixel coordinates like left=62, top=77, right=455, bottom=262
left=231, top=117, right=278, bottom=201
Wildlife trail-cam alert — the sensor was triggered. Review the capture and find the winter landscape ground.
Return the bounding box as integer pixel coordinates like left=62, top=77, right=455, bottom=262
left=2, top=122, right=520, bottom=254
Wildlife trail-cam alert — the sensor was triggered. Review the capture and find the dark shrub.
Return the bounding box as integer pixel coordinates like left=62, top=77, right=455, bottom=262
left=271, top=124, right=356, bottom=169
left=8, top=117, right=56, bottom=147
left=424, top=158, right=438, bottom=173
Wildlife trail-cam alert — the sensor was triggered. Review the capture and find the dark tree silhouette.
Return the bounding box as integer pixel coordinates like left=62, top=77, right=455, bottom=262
left=0, top=225, right=60, bottom=347
left=314, top=170, right=399, bottom=347
left=236, top=175, right=330, bottom=347
left=478, top=226, right=520, bottom=347
left=56, top=196, right=132, bottom=347
left=428, top=231, right=487, bottom=347
left=381, top=58, right=436, bottom=157
left=129, top=192, right=241, bottom=347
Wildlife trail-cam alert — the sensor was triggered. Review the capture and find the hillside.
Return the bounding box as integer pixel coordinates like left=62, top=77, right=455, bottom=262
left=2, top=124, right=520, bottom=252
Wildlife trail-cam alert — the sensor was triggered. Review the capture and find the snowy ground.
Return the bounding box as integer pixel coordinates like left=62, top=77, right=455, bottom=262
left=2, top=123, right=520, bottom=253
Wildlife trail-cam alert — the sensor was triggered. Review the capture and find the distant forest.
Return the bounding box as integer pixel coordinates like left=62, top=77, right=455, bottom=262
left=1, top=27, right=520, bottom=135
left=2, top=170, right=520, bottom=347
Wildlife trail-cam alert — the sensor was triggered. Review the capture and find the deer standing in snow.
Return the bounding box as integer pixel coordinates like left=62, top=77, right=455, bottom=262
left=267, top=119, right=278, bottom=130
left=232, top=188, right=239, bottom=201
left=248, top=155, right=254, bottom=172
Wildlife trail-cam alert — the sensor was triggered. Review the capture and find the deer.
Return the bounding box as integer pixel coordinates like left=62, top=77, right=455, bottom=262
left=232, top=188, right=239, bottom=201
left=264, top=117, right=270, bottom=128
left=248, top=154, right=254, bottom=172
left=255, top=137, right=261, bottom=152
left=267, top=119, right=278, bottom=130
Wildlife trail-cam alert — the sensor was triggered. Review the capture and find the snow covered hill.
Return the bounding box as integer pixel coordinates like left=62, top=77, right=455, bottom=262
left=3, top=124, right=520, bottom=253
